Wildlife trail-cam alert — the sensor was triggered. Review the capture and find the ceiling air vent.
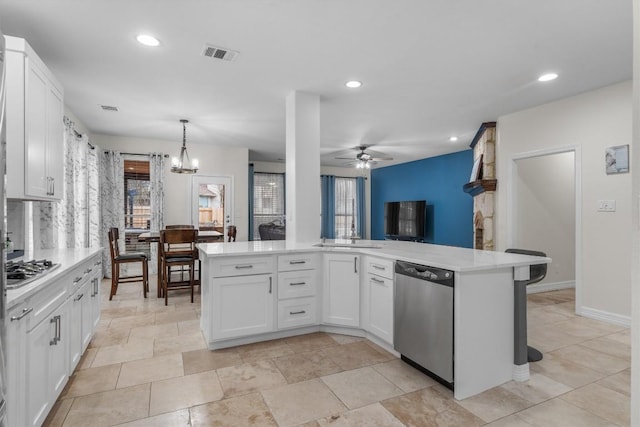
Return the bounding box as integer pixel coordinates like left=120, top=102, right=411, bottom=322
left=100, top=105, right=118, bottom=112
left=202, top=44, right=239, bottom=62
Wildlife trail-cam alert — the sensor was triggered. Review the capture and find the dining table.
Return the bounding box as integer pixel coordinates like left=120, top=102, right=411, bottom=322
left=138, top=229, right=224, bottom=295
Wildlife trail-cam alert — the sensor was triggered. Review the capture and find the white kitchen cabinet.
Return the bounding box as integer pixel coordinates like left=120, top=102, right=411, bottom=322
left=26, top=298, right=69, bottom=427
left=5, top=35, right=64, bottom=201
left=323, top=253, right=360, bottom=327
left=89, top=259, right=103, bottom=338
left=7, top=304, right=31, bottom=427
left=212, top=274, right=275, bottom=339
left=69, top=272, right=92, bottom=372
left=276, top=253, right=318, bottom=330
left=362, top=256, right=394, bottom=345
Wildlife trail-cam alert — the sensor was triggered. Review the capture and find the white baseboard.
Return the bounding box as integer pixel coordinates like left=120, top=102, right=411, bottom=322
left=527, top=280, right=575, bottom=294
left=578, top=306, right=631, bottom=328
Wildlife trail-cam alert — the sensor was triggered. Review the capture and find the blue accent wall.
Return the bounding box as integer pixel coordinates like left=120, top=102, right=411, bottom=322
left=371, top=149, right=474, bottom=248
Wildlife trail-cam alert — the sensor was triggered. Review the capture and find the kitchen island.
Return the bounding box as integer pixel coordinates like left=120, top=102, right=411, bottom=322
left=197, top=239, right=550, bottom=400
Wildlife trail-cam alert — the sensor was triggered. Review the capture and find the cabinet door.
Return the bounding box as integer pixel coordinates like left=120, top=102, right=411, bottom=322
left=7, top=305, right=30, bottom=427
left=212, top=274, right=275, bottom=340
left=68, top=285, right=84, bottom=373
left=25, top=59, right=48, bottom=198
left=82, top=278, right=96, bottom=351
left=368, top=275, right=394, bottom=344
left=323, top=254, right=360, bottom=327
left=46, top=83, right=64, bottom=199
left=90, top=266, right=102, bottom=330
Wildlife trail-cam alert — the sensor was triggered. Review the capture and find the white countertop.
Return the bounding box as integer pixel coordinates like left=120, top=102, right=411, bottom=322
left=197, top=239, right=551, bottom=273
left=6, top=247, right=103, bottom=309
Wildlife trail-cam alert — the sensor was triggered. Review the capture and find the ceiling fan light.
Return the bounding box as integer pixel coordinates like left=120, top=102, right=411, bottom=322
left=345, top=80, right=362, bottom=88
left=538, top=72, right=558, bottom=82
left=136, top=34, right=160, bottom=47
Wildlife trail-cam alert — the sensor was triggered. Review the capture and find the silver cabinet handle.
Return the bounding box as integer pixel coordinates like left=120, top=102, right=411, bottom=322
left=10, top=307, right=33, bottom=321
left=235, top=264, right=253, bottom=269
left=372, top=264, right=386, bottom=271
left=74, top=293, right=84, bottom=302
left=94, top=261, right=102, bottom=266
left=370, top=277, right=385, bottom=284
left=85, top=268, right=92, bottom=274
left=354, top=257, right=358, bottom=273
left=290, top=282, right=306, bottom=286
left=290, top=310, right=306, bottom=315
left=56, top=315, right=61, bottom=343
left=289, top=260, right=306, bottom=265
left=51, top=177, right=55, bottom=196
left=91, top=278, right=98, bottom=297
left=73, top=276, right=83, bottom=283
left=49, top=315, right=61, bottom=345
left=268, top=277, right=272, bottom=294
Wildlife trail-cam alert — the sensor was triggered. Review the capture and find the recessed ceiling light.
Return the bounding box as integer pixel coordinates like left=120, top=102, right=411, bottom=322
left=538, top=73, right=558, bottom=82
left=345, top=80, right=362, bottom=88
left=136, top=34, right=160, bottom=47
left=449, top=136, right=458, bottom=142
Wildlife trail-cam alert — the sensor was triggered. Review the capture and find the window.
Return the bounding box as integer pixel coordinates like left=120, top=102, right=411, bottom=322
left=334, top=177, right=358, bottom=239
left=252, top=172, right=285, bottom=240
left=321, top=176, right=365, bottom=239
left=123, top=159, right=151, bottom=255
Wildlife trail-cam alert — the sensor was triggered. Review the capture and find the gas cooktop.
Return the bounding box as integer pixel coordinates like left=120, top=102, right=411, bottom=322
left=5, top=259, right=60, bottom=289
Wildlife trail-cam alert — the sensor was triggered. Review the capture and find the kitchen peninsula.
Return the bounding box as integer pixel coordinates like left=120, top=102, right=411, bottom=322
left=197, top=239, right=550, bottom=400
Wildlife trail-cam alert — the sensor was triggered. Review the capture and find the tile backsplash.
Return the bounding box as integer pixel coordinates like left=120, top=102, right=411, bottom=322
left=7, top=200, right=25, bottom=250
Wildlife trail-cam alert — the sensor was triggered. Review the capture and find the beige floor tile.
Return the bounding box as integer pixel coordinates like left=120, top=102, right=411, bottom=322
left=155, top=309, right=198, bottom=325
left=88, top=327, right=131, bottom=349
left=273, top=351, right=342, bottom=384
left=596, top=368, right=630, bottom=397
left=544, top=301, right=577, bottom=316
left=327, top=333, right=364, bottom=345
left=578, top=336, right=631, bottom=361
left=91, top=338, right=155, bottom=368
left=77, top=347, right=98, bottom=370
left=154, top=331, right=205, bottom=356
left=529, top=353, right=607, bottom=388
left=117, top=352, right=184, bottom=388
left=550, top=344, right=629, bottom=375
left=149, top=370, right=224, bottom=416
left=500, top=373, right=573, bottom=404
left=560, top=383, right=630, bottom=426
left=136, top=302, right=176, bottom=314
left=485, top=414, right=534, bottom=426
left=319, top=341, right=393, bottom=370
left=527, top=306, right=573, bottom=326
left=527, top=325, right=584, bottom=352
left=457, top=386, right=533, bottom=423
left=321, top=366, right=403, bottom=410
left=42, top=397, right=73, bottom=427
left=372, top=359, right=437, bottom=393
left=217, top=359, right=288, bottom=398
left=129, top=322, right=178, bottom=340
left=182, top=348, right=242, bottom=375
left=237, top=339, right=295, bottom=363
left=177, top=319, right=201, bottom=335
left=515, top=397, right=614, bottom=427
left=101, top=306, right=139, bottom=319
left=552, top=317, right=624, bottom=339
left=109, top=313, right=156, bottom=331
left=190, top=392, right=278, bottom=427
left=116, top=408, right=190, bottom=426
left=604, top=328, right=631, bottom=346
left=381, top=386, right=484, bottom=427
left=283, top=332, right=339, bottom=353
left=315, top=403, right=404, bottom=427
left=62, top=383, right=150, bottom=427
left=62, top=364, right=121, bottom=398
left=261, top=378, right=347, bottom=426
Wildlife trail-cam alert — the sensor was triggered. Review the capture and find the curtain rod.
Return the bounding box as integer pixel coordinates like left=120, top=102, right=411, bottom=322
left=104, top=151, right=170, bottom=158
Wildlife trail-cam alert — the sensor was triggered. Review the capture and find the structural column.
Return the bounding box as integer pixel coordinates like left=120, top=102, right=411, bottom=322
left=285, top=91, right=321, bottom=243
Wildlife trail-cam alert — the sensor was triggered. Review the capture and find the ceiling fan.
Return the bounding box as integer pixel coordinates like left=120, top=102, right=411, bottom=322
left=335, top=145, right=394, bottom=169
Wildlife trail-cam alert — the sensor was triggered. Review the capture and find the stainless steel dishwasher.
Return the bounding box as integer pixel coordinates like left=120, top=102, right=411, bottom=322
left=394, top=260, right=454, bottom=389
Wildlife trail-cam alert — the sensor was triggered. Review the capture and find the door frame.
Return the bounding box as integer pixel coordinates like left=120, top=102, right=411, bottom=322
left=190, top=175, right=234, bottom=232
left=507, top=145, right=582, bottom=313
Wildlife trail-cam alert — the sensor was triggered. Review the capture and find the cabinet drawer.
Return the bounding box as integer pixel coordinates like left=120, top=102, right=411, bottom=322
left=211, top=256, right=275, bottom=277
left=278, top=270, right=316, bottom=300
left=27, top=278, right=69, bottom=331
left=366, top=257, right=394, bottom=280
left=278, top=297, right=317, bottom=329
left=278, top=253, right=318, bottom=272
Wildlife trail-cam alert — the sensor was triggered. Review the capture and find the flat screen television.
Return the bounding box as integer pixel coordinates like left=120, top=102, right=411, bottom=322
left=384, top=200, right=427, bottom=240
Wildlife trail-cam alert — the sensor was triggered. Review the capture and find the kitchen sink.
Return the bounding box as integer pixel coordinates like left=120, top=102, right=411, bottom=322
left=313, top=242, right=383, bottom=249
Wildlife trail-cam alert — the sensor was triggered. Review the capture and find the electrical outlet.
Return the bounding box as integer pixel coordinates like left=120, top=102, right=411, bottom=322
left=597, top=200, right=616, bottom=212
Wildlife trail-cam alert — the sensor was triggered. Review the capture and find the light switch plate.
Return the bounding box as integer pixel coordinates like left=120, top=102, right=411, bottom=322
left=597, top=200, right=616, bottom=212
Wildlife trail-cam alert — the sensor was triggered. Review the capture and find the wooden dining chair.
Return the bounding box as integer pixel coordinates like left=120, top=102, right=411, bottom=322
left=108, top=227, right=149, bottom=300
left=159, top=228, right=198, bottom=305
left=227, top=225, right=237, bottom=242
left=163, top=224, right=200, bottom=291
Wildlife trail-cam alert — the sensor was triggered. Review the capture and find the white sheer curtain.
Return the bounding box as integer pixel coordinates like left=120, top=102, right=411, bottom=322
left=100, top=150, right=125, bottom=277
left=148, top=153, right=165, bottom=274
left=38, top=119, right=100, bottom=250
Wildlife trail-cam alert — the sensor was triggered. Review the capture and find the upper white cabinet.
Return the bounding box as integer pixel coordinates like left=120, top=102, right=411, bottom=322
left=323, top=253, right=360, bottom=327
left=5, top=35, right=64, bottom=201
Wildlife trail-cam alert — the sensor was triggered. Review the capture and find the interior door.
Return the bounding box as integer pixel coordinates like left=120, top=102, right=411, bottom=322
left=191, top=176, right=234, bottom=234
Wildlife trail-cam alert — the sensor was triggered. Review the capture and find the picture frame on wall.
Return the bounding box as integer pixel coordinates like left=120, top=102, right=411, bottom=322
left=605, top=144, right=629, bottom=174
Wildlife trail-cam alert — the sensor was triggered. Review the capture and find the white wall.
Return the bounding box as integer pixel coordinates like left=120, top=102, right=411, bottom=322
left=514, top=152, right=575, bottom=286
left=252, top=161, right=372, bottom=239
left=497, top=80, right=632, bottom=319
left=92, top=134, right=249, bottom=241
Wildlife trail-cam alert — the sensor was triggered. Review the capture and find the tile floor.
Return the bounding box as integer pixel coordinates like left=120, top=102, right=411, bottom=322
left=43, top=280, right=631, bottom=426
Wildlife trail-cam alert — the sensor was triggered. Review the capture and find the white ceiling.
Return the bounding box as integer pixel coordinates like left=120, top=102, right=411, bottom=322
left=0, top=0, right=632, bottom=167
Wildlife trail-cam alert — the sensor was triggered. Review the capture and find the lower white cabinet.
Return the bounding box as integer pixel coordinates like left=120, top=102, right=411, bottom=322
left=323, top=253, right=360, bottom=327
left=211, top=274, right=275, bottom=340
left=7, top=304, right=30, bottom=427
left=367, top=274, right=394, bottom=344
left=278, top=297, right=317, bottom=329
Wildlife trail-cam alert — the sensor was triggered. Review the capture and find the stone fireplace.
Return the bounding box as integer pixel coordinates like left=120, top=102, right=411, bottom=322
left=464, top=122, right=497, bottom=251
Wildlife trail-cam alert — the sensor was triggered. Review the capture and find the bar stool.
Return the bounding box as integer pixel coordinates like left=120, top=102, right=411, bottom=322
left=506, top=248, right=547, bottom=363
left=107, top=227, right=149, bottom=300
left=159, top=228, right=198, bottom=306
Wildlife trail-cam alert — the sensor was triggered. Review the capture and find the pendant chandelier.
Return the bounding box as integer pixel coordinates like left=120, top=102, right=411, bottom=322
left=171, top=119, right=199, bottom=174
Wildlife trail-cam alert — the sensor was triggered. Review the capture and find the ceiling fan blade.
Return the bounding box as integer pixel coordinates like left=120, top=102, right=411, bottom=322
left=370, top=156, right=394, bottom=161
left=335, top=156, right=357, bottom=160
